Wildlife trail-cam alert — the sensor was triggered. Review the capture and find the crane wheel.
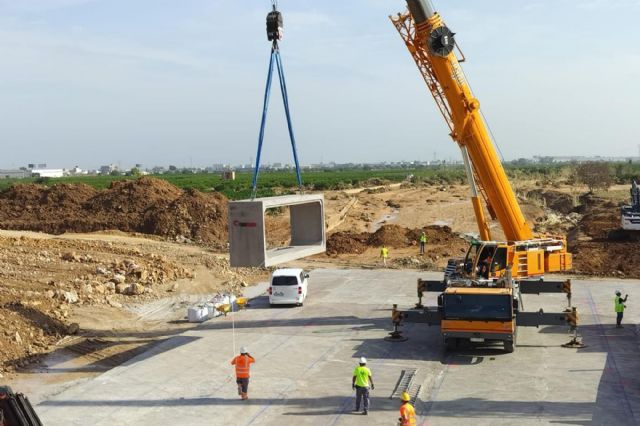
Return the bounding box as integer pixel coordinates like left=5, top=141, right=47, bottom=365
left=503, top=340, right=515, bottom=353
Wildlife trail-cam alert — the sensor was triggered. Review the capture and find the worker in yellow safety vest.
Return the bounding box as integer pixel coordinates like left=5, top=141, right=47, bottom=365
left=419, top=231, right=427, bottom=255
left=380, top=245, right=389, bottom=267
left=352, top=357, right=374, bottom=415
left=398, top=392, right=416, bottom=426
left=615, top=290, right=629, bottom=328
left=231, top=347, right=255, bottom=400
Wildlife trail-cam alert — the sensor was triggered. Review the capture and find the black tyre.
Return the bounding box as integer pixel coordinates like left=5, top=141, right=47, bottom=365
left=445, top=337, right=457, bottom=351
left=504, top=340, right=514, bottom=353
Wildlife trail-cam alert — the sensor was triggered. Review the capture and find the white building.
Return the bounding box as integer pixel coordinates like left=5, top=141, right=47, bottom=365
left=31, top=169, right=64, bottom=178
left=69, top=166, right=87, bottom=175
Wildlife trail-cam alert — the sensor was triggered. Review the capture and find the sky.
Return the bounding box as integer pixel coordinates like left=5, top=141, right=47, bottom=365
left=0, top=0, right=639, bottom=169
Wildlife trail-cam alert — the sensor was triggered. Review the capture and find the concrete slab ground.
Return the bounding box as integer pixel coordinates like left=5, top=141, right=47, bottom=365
left=35, top=270, right=640, bottom=425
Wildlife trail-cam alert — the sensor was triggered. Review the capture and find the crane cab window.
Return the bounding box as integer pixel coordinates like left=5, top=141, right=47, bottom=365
left=491, top=247, right=507, bottom=274
left=463, top=244, right=480, bottom=274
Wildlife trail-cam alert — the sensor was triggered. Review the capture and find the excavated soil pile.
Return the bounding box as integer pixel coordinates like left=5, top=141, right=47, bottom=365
left=0, top=183, right=97, bottom=225
left=0, top=177, right=228, bottom=246
left=368, top=224, right=410, bottom=248
left=326, top=231, right=370, bottom=255
left=144, top=189, right=228, bottom=245
left=327, top=224, right=466, bottom=257
left=569, top=194, right=640, bottom=277
left=526, top=189, right=575, bottom=215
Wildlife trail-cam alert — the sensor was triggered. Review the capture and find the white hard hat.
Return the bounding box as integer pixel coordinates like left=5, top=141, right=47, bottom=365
left=615, top=290, right=621, bottom=295
left=240, top=346, right=248, bottom=354
left=359, top=357, right=367, bottom=364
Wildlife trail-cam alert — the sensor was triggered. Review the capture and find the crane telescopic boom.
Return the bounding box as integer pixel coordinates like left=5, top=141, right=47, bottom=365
left=402, top=0, right=531, bottom=241
left=392, top=0, right=571, bottom=277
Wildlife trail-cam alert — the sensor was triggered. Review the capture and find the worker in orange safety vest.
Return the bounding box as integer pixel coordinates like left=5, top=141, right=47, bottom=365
left=231, top=347, right=255, bottom=400
left=398, top=392, right=416, bottom=426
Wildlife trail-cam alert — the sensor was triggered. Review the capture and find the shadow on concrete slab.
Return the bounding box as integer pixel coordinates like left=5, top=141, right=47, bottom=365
left=38, top=395, right=602, bottom=423
left=17, top=335, right=201, bottom=376
left=422, top=398, right=594, bottom=422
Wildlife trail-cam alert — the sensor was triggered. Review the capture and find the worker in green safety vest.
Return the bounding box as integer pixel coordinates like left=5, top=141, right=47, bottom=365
left=419, top=231, right=427, bottom=255
left=615, top=290, right=629, bottom=328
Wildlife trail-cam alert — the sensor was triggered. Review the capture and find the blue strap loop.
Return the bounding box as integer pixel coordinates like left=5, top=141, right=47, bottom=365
left=251, top=44, right=302, bottom=199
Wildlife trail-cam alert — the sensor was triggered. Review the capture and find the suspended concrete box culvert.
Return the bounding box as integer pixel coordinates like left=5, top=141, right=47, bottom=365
left=228, top=194, right=326, bottom=267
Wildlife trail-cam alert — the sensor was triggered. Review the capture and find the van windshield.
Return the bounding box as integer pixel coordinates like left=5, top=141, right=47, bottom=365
left=272, top=276, right=298, bottom=286
left=443, top=294, right=512, bottom=320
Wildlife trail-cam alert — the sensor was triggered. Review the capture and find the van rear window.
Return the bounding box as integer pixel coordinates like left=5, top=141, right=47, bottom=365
left=272, top=276, right=298, bottom=286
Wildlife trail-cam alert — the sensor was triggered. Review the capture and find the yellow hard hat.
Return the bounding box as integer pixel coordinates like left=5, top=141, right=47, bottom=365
left=401, top=392, right=411, bottom=402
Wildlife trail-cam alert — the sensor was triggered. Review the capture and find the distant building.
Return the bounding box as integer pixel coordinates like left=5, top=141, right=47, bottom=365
left=0, top=169, right=30, bottom=179
left=221, top=170, right=236, bottom=180
left=69, top=166, right=87, bottom=175
left=100, top=164, right=118, bottom=175
left=31, top=169, right=64, bottom=178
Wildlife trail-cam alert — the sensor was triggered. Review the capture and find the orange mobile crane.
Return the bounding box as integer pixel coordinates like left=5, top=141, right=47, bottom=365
left=389, top=0, right=580, bottom=352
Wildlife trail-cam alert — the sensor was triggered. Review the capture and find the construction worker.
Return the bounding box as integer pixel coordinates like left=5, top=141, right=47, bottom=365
left=614, top=290, right=629, bottom=328
left=231, top=347, right=255, bottom=400
left=419, top=231, right=427, bottom=255
left=352, top=357, right=374, bottom=415
left=398, top=392, right=416, bottom=426
left=380, top=245, right=389, bottom=267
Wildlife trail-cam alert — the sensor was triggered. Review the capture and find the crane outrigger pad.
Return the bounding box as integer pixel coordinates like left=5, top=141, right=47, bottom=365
left=228, top=194, right=325, bottom=267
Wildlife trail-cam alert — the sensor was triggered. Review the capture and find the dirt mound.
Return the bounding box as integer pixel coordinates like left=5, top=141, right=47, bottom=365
left=85, top=177, right=181, bottom=214
left=569, top=193, right=640, bottom=277
left=326, top=231, right=369, bottom=255
left=0, top=183, right=97, bottom=220
left=0, top=177, right=229, bottom=246
left=326, top=224, right=466, bottom=257
left=369, top=224, right=410, bottom=247
left=526, top=189, right=575, bottom=215
left=145, top=189, right=228, bottom=245
left=572, top=194, right=619, bottom=239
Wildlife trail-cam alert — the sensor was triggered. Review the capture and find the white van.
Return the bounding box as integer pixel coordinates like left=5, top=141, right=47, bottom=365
left=268, top=268, right=309, bottom=306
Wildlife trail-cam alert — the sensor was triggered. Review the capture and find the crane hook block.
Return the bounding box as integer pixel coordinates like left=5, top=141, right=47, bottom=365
left=267, top=10, right=283, bottom=41
left=428, top=26, right=456, bottom=57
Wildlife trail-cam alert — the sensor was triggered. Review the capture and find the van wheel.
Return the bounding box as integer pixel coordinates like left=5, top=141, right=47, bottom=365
left=297, top=302, right=304, bottom=307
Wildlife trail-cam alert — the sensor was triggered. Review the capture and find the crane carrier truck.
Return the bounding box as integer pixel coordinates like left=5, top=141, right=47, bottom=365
left=389, top=0, right=579, bottom=352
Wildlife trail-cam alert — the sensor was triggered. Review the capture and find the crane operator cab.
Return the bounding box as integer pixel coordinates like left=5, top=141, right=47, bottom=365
left=462, top=241, right=508, bottom=281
